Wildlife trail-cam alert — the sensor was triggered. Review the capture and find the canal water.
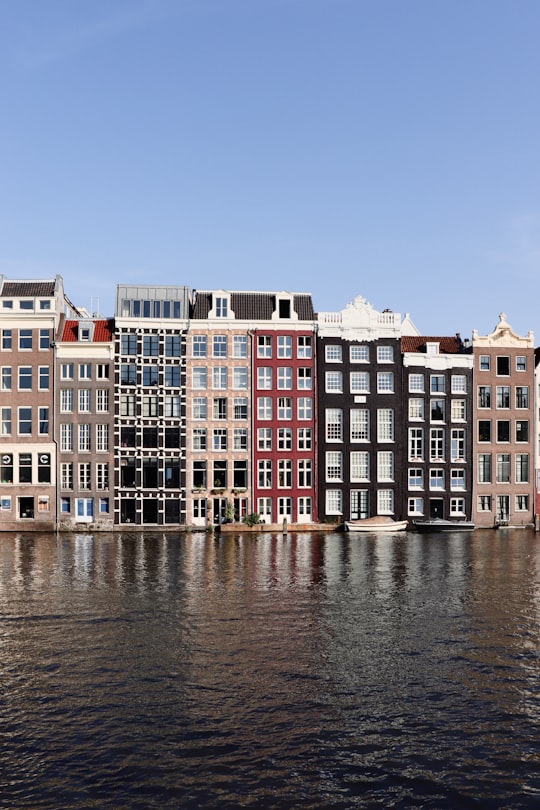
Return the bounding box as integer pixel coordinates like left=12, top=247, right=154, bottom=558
left=1, top=529, right=540, bottom=809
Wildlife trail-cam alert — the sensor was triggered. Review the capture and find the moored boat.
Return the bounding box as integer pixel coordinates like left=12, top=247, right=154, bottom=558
left=344, top=516, right=408, bottom=533
left=413, top=518, right=474, bottom=532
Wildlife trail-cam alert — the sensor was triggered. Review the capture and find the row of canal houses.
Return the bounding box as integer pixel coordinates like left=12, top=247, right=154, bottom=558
left=0, top=274, right=537, bottom=532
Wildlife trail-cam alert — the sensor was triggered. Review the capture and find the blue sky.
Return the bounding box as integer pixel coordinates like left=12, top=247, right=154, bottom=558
left=1, top=0, right=539, bottom=338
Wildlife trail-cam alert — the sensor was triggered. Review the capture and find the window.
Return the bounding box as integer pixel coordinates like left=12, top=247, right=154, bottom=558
left=143, top=366, right=159, bottom=386
left=351, top=409, right=369, bottom=441
left=326, top=490, right=342, bottom=515
left=497, top=421, right=510, bottom=442
left=478, top=420, right=491, bottom=442
left=79, top=463, right=91, bottom=490
left=79, top=424, right=91, bottom=452
left=409, top=374, right=424, bottom=392
left=377, top=345, right=393, bottom=362
left=165, top=336, right=181, bottom=357
left=451, top=375, right=467, bottom=394
left=96, top=390, right=109, bottom=412
left=193, top=460, right=207, bottom=489
left=96, top=463, right=109, bottom=491
left=298, top=368, right=312, bottom=389
left=257, top=367, right=272, bottom=389
left=257, top=397, right=272, bottom=420
left=451, top=429, right=465, bottom=461
left=430, top=375, right=445, bottom=393
left=233, top=460, right=248, bottom=489
left=451, top=400, right=466, bottom=421
left=496, top=356, right=510, bottom=376
left=18, top=407, right=32, bottom=435
left=165, top=366, right=181, bottom=387
left=120, top=395, right=136, bottom=416
left=258, top=428, right=272, bottom=451
left=297, top=428, right=312, bottom=450
left=325, top=345, right=342, bottom=362
left=516, top=356, right=527, bottom=372
left=213, top=397, right=227, bottom=420
left=193, top=397, right=208, bottom=420
left=326, top=451, right=343, bottom=481
left=278, top=397, right=292, bottom=420
left=233, top=398, right=248, bottom=419
left=430, top=429, right=444, bottom=461
left=278, top=336, right=293, bottom=358
left=408, top=497, right=424, bottom=515
left=478, top=495, right=492, bottom=512
left=496, top=454, right=511, bottom=482
left=298, top=336, right=312, bottom=358
left=215, top=296, right=228, bottom=317
left=143, top=336, right=159, bottom=357
left=1, top=329, right=12, bottom=350
left=478, top=386, right=491, bottom=408
left=351, top=452, right=369, bottom=482
left=38, top=366, right=50, bottom=391
left=257, top=335, right=272, bottom=358
left=233, top=428, right=247, bottom=450
left=450, top=498, right=466, bottom=516
left=38, top=407, right=49, bottom=435
left=479, top=355, right=490, bottom=370
left=213, top=428, right=228, bottom=451
left=61, top=463, right=73, bottom=490
left=516, top=387, right=529, bottom=408
left=278, top=367, right=293, bottom=389
left=409, top=468, right=423, bottom=489
left=233, top=335, right=248, bottom=358
left=516, top=494, right=529, bottom=511
left=278, top=428, right=292, bottom=450
left=193, top=367, right=207, bottom=389
left=326, top=409, right=343, bottom=441
left=99, top=498, right=110, bottom=515
left=478, top=454, right=492, bottom=483
left=258, top=459, right=272, bottom=488
left=516, top=454, right=529, bottom=483
left=451, top=469, right=465, bottom=490
left=61, top=363, right=74, bottom=380
left=409, top=399, right=424, bottom=420
left=1, top=367, right=11, bottom=390
left=192, top=335, right=207, bottom=357
left=121, top=334, right=137, bottom=355
left=60, top=423, right=73, bottom=451
left=213, top=461, right=227, bottom=489
left=409, top=428, right=424, bottom=460
left=18, top=367, right=32, bottom=390
left=78, top=389, right=91, bottom=413
left=298, top=459, right=312, bottom=488
left=193, top=428, right=207, bottom=451
left=377, top=451, right=394, bottom=482
left=278, top=459, right=292, bottom=488
left=213, top=367, right=227, bottom=389
left=377, top=490, right=394, bottom=515
left=430, top=399, right=445, bottom=421
left=377, top=372, right=394, bottom=392
left=377, top=409, right=394, bottom=442
left=121, top=363, right=137, bottom=384
left=298, top=397, right=312, bottom=420
left=96, top=424, right=109, bottom=452
left=1, top=407, right=12, bottom=436
left=19, top=329, right=32, bottom=350
left=349, top=345, right=369, bottom=363
left=79, top=363, right=91, bottom=380
left=233, top=367, right=248, bottom=389
left=516, top=421, right=529, bottom=442
left=19, top=453, right=32, bottom=484
left=39, top=329, right=50, bottom=350
left=496, top=386, right=510, bottom=408
left=429, top=469, right=444, bottom=490
left=213, top=335, right=227, bottom=357
left=350, top=371, right=369, bottom=393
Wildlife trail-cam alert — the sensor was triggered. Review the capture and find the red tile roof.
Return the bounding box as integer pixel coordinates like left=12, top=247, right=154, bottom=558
left=401, top=336, right=465, bottom=354
left=61, top=319, right=114, bottom=342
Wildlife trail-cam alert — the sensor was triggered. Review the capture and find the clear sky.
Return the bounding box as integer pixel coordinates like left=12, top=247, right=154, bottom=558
left=1, top=0, right=539, bottom=339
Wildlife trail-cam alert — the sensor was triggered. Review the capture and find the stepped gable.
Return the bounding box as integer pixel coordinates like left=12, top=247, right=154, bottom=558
left=61, top=319, right=114, bottom=342
left=1, top=280, right=56, bottom=297
left=402, top=336, right=464, bottom=354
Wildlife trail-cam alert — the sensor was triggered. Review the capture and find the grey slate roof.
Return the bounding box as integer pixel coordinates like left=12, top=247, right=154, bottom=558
left=1, top=280, right=56, bottom=297
left=191, top=291, right=315, bottom=320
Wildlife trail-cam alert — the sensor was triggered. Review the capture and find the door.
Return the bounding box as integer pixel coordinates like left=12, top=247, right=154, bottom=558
left=429, top=498, right=444, bottom=519
left=76, top=498, right=94, bottom=522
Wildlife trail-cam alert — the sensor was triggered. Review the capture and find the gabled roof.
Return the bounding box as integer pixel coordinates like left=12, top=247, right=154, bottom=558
left=191, top=291, right=315, bottom=321
left=402, top=336, right=468, bottom=354
left=1, top=280, right=56, bottom=297
left=61, top=319, right=114, bottom=342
